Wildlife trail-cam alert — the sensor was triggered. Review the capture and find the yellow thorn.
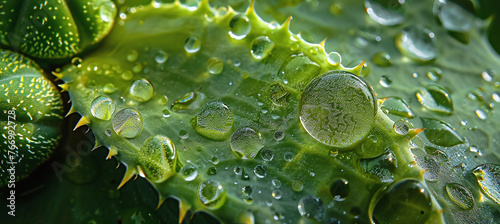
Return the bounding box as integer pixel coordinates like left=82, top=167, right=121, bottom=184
left=117, top=166, right=136, bottom=189
left=237, top=210, right=255, bottom=224
left=408, top=128, right=425, bottom=139
left=58, top=82, right=69, bottom=92
left=246, top=0, right=255, bottom=16
left=351, top=60, right=366, bottom=76
left=281, top=16, right=292, bottom=31
left=73, top=116, right=90, bottom=131
left=107, top=146, right=118, bottom=159
left=92, top=141, right=102, bottom=151
left=157, top=194, right=167, bottom=209
left=178, top=199, right=191, bottom=224
left=52, top=71, right=63, bottom=80
left=378, top=97, right=389, bottom=105
left=319, top=37, right=327, bottom=48
left=65, top=104, right=76, bottom=117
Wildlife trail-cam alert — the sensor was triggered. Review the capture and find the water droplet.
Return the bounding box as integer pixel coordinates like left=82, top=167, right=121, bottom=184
left=254, top=165, right=266, bottom=178
left=380, top=97, right=415, bottom=118
left=139, top=135, right=176, bottom=182
left=179, top=130, right=189, bottom=139
left=436, top=1, right=474, bottom=32
left=416, top=84, right=453, bottom=115
left=103, top=83, right=116, bottom=93
left=292, top=180, right=304, bottom=192
left=421, top=117, right=464, bottom=147
left=162, top=109, right=170, bottom=118
left=199, top=180, right=225, bottom=209
left=361, top=152, right=397, bottom=182
left=229, top=15, right=250, bottom=39
left=473, top=163, right=500, bottom=205
left=327, top=52, right=342, bottom=66
left=234, top=166, right=242, bottom=175
left=446, top=183, right=474, bottom=209
left=90, top=96, right=116, bottom=120
left=372, top=52, right=392, bottom=67
left=330, top=179, right=349, bottom=201
left=284, top=152, right=294, bottom=162
left=298, top=195, right=325, bottom=221
left=155, top=50, right=168, bottom=64
left=251, top=36, right=275, bottom=60
left=492, top=92, right=500, bottom=102
left=364, top=0, right=404, bottom=26
left=204, top=57, right=224, bottom=75
left=427, top=68, right=442, bottom=81
left=127, top=50, right=138, bottom=62
left=242, top=186, right=252, bottom=196
left=272, top=179, right=281, bottom=188
left=272, top=190, right=282, bottom=199
left=273, top=130, right=285, bottom=141
left=121, top=71, right=133, bottom=80
left=393, top=120, right=409, bottom=135
left=268, top=83, right=290, bottom=106
left=112, top=108, right=143, bottom=138
left=129, top=79, right=154, bottom=102
left=396, top=25, right=437, bottom=62
left=184, top=36, right=201, bottom=53
left=181, top=164, right=197, bottom=181
left=171, top=91, right=198, bottom=111
left=71, top=57, right=82, bottom=67
left=475, top=109, right=487, bottom=120
left=260, top=149, right=274, bottom=161
left=99, top=1, right=116, bottom=23
left=371, top=179, right=432, bottom=224
left=193, top=102, right=233, bottom=140
left=379, top=75, right=392, bottom=87
left=279, top=54, right=321, bottom=89
left=230, top=127, right=264, bottom=159
left=211, top=156, right=219, bottom=165
left=299, top=71, right=377, bottom=148
left=207, top=167, right=217, bottom=175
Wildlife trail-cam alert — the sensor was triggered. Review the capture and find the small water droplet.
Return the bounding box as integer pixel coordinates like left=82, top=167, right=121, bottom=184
left=71, top=57, right=82, bottom=67
left=427, top=68, right=442, bottom=81
left=181, top=164, right=197, bottom=181
left=272, top=190, right=282, bottom=199
left=330, top=179, right=349, bottom=201
left=127, top=50, right=138, bottom=62
left=179, top=130, right=188, bottom=139
left=198, top=180, right=225, bottom=208
left=446, top=183, right=474, bottom=209
left=184, top=36, right=201, bottom=53
left=112, top=108, right=143, bottom=138
left=396, top=25, right=437, bottom=62
left=234, top=166, right=242, bottom=175
left=90, top=96, right=116, bottom=120
left=103, top=83, right=116, bottom=93
left=155, top=50, right=168, bottom=64
left=272, top=179, right=281, bottom=188
left=260, top=149, right=274, bottom=161
left=206, top=57, right=224, bottom=74
left=379, top=75, right=392, bottom=87
left=254, top=165, right=266, bottom=178
left=372, top=52, right=392, bottom=67
left=242, top=186, right=252, bottom=196
left=284, top=152, right=294, bottom=162
left=230, top=127, right=264, bottom=159
left=393, top=120, right=409, bottom=135
left=251, top=36, right=275, bottom=60
left=162, top=109, right=170, bottom=118
left=421, top=117, right=464, bottom=147
left=364, top=0, right=404, bottom=26
left=273, top=130, right=285, bottom=141
left=99, top=1, right=116, bottom=23
left=207, top=167, right=217, bottom=175
left=327, top=52, right=342, bottom=66
left=492, top=92, right=500, bottom=102
left=121, top=71, right=133, bottom=80
left=292, top=180, right=304, bottom=192
left=298, top=195, right=325, bottom=221
left=475, top=109, right=487, bottom=120
left=229, top=15, right=250, bottom=39
left=129, top=79, right=154, bottom=102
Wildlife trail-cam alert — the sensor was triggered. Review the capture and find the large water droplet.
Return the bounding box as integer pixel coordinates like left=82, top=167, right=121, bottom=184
left=129, top=79, right=154, bottom=102
left=229, top=15, right=251, bottom=39
left=90, top=96, right=116, bottom=120
left=230, top=127, right=264, bottom=159
left=181, top=164, right=197, bottom=181
left=473, top=163, right=500, bottom=205
left=421, top=117, right=464, bottom=147
left=416, top=84, right=453, bottom=115
left=330, top=179, right=349, bottom=201
left=436, top=1, right=475, bottom=32
left=396, top=25, right=437, bottom=62
left=380, top=97, right=415, bottom=118
left=327, top=52, right=342, bottom=66
left=206, top=57, right=224, bottom=75
left=99, top=1, right=117, bottom=23
left=298, top=195, right=325, bottom=221
left=446, top=183, right=474, bottom=209
left=371, top=179, right=432, bottom=224
left=364, top=0, right=405, bottom=26
left=193, top=101, right=233, bottom=140
left=199, top=180, right=225, bottom=209
left=250, top=36, right=275, bottom=60
left=139, top=135, right=176, bottom=182
left=184, top=36, right=201, bottom=53
left=112, top=108, right=143, bottom=138
left=299, top=71, right=377, bottom=148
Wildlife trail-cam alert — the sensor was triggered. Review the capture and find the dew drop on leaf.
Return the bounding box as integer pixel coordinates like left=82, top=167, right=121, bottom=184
left=260, top=149, right=274, bottom=161
left=269, top=83, right=290, bottom=106
left=396, top=25, right=437, bottom=62
left=112, top=108, right=143, bottom=138
left=446, top=183, right=475, bottom=210
left=71, top=57, right=82, bottom=67
left=292, top=180, right=304, bottom=192
left=327, top=52, right=342, bottom=66
left=273, top=130, right=285, bottom=141
left=229, top=15, right=250, bottom=40
left=473, top=163, right=500, bottom=205
left=181, top=164, right=197, bottom=181
left=139, top=135, right=176, bottom=182
left=393, top=120, right=409, bottom=135
left=193, top=101, right=233, bottom=140
left=99, top=1, right=116, bottom=23
left=230, top=127, right=264, bottom=159
left=199, top=180, right=225, bottom=209
left=272, top=190, right=282, bottom=199
left=380, top=97, right=415, bottom=118
left=416, top=84, right=453, bottom=115
left=129, top=79, right=154, bottom=102
left=206, top=57, right=224, bottom=74
left=254, top=165, right=266, bottom=178
left=299, top=71, right=376, bottom=148
left=284, top=152, right=294, bottom=162
left=155, top=50, right=168, bottom=64
left=242, top=186, right=252, bottom=196
left=379, top=75, right=392, bottom=87
left=436, top=1, right=474, bottom=32
left=90, top=96, right=116, bottom=120
left=330, top=179, right=349, bottom=201
left=364, top=0, right=405, bottom=26
left=298, top=195, right=325, bottom=221
left=184, top=36, right=201, bottom=53
left=372, top=51, right=392, bottom=67
left=420, top=117, right=464, bottom=147
left=279, top=53, right=321, bottom=89
left=250, top=36, right=275, bottom=60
